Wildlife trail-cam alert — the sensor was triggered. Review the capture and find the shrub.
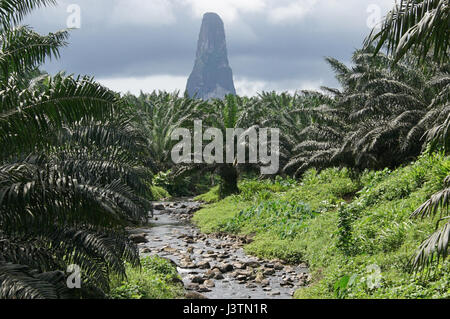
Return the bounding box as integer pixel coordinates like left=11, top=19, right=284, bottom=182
left=109, top=256, right=184, bottom=299
left=151, top=185, right=171, bottom=200
left=223, top=200, right=317, bottom=239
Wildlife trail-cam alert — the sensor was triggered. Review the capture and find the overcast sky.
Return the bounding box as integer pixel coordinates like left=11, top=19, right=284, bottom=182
left=25, top=0, right=396, bottom=96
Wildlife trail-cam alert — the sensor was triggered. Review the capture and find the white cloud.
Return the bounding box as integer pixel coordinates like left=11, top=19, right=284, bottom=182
left=235, top=78, right=268, bottom=96
left=109, top=0, right=176, bottom=26
left=98, top=75, right=323, bottom=97
left=301, top=0, right=395, bottom=31
left=235, top=77, right=323, bottom=97
left=181, top=0, right=266, bottom=23
left=97, top=75, right=188, bottom=95
left=268, top=0, right=317, bottom=24
left=26, top=0, right=399, bottom=94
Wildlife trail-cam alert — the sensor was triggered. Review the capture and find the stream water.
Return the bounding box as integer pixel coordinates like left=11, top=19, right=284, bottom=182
left=130, top=199, right=310, bottom=299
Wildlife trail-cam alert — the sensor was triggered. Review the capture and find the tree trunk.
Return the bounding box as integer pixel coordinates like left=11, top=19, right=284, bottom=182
left=218, top=164, right=239, bottom=198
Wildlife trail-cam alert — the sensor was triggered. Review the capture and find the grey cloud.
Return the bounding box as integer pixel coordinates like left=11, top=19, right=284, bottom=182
left=24, top=0, right=395, bottom=93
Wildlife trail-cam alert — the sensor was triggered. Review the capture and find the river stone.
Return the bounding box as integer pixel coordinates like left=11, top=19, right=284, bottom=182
left=186, top=283, right=200, bottom=291
left=204, top=280, right=215, bottom=288
left=197, top=286, right=212, bottom=293
left=236, top=269, right=253, bottom=277
left=139, top=247, right=151, bottom=254
left=206, top=268, right=224, bottom=279
left=270, top=291, right=281, bottom=296
left=274, top=262, right=284, bottom=270
left=185, top=292, right=208, bottom=299
left=129, top=233, right=148, bottom=244
left=281, top=280, right=294, bottom=287
left=263, top=269, right=275, bottom=276
left=285, top=266, right=295, bottom=273
left=180, top=261, right=196, bottom=269
left=190, top=275, right=205, bottom=284
left=254, top=273, right=265, bottom=283
left=153, top=203, right=165, bottom=210
left=217, top=263, right=234, bottom=273
left=204, top=269, right=215, bottom=279
left=197, top=261, right=211, bottom=269
left=233, top=262, right=246, bottom=270
left=245, top=261, right=260, bottom=268
left=214, top=273, right=224, bottom=280
left=162, top=246, right=178, bottom=254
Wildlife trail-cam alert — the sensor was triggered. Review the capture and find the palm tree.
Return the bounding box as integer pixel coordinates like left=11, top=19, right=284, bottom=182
left=200, top=95, right=252, bottom=197
left=286, top=49, right=433, bottom=176
left=367, top=0, right=449, bottom=64
left=256, top=91, right=337, bottom=177
left=338, top=50, right=435, bottom=170
left=410, top=174, right=450, bottom=270
left=407, top=64, right=449, bottom=270
left=404, top=63, right=449, bottom=149
left=367, top=0, right=450, bottom=270
left=0, top=1, right=151, bottom=298
left=171, top=94, right=269, bottom=198
left=363, top=1, right=450, bottom=270
left=122, top=91, right=204, bottom=173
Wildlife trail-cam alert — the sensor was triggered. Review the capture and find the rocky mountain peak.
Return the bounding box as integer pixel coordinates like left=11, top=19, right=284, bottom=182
left=186, top=12, right=236, bottom=100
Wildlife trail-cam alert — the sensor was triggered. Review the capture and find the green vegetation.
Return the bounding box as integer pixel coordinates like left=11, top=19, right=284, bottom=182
left=195, top=185, right=221, bottom=203
left=0, top=0, right=153, bottom=299
left=151, top=185, right=171, bottom=200
left=110, top=256, right=184, bottom=299
left=1, top=0, right=448, bottom=299
left=195, top=177, right=297, bottom=204
left=193, top=197, right=252, bottom=233
left=193, top=153, right=450, bottom=298
left=367, top=0, right=449, bottom=64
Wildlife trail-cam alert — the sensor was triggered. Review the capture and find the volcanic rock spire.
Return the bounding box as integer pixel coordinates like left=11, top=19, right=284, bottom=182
left=186, top=12, right=236, bottom=100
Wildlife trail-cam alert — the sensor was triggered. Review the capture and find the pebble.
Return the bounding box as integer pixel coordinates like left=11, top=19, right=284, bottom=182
left=136, top=200, right=311, bottom=299
left=263, top=269, right=275, bottom=276
left=190, top=276, right=205, bottom=284
left=270, top=291, right=281, bottom=296
left=197, top=261, right=211, bottom=269
left=185, top=292, right=208, bottom=299
left=197, top=286, right=212, bottom=293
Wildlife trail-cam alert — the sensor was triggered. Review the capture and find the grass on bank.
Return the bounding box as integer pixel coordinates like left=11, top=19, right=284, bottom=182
left=192, top=153, right=450, bottom=298
left=151, top=185, right=171, bottom=201
left=109, top=256, right=184, bottom=299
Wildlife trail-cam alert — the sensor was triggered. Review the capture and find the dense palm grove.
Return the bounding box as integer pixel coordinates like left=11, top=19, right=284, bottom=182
left=0, top=0, right=448, bottom=298
left=0, top=0, right=152, bottom=298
